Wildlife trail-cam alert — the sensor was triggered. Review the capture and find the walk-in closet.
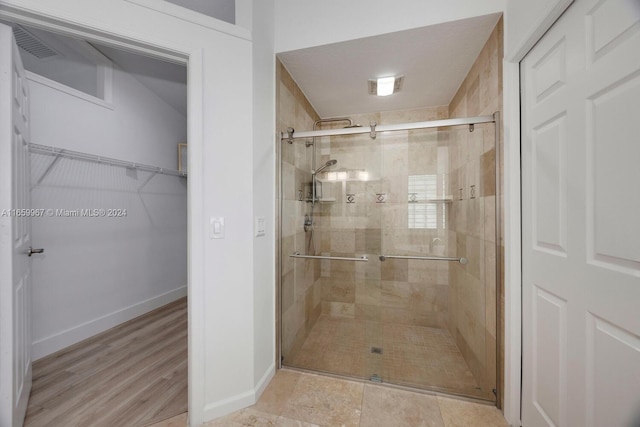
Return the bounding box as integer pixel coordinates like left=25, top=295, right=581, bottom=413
left=2, top=21, right=188, bottom=426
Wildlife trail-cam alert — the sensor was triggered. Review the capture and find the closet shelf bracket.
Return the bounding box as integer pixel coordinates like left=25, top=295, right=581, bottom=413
left=33, top=154, right=62, bottom=189
left=137, top=171, right=158, bottom=192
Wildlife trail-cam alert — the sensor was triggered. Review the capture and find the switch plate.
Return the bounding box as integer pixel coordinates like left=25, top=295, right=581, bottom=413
left=255, top=217, right=266, bottom=237
left=210, top=217, right=224, bottom=239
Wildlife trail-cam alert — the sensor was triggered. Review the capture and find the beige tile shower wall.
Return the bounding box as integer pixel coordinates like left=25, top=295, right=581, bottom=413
left=447, top=18, right=503, bottom=402
left=277, top=60, right=323, bottom=360
left=315, top=106, right=455, bottom=329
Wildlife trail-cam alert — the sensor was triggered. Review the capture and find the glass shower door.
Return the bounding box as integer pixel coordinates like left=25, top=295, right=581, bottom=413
left=374, top=123, right=496, bottom=400
left=313, top=131, right=383, bottom=380
left=280, top=119, right=498, bottom=402
left=371, top=126, right=454, bottom=390
left=280, top=131, right=384, bottom=381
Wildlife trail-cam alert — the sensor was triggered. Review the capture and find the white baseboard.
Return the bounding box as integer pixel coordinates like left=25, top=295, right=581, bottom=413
left=32, top=286, right=187, bottom=360
left=254, top=363, right=276, bottom=400
left=202, top=364, right=276, bottom=422
left=202, top=389, right=256, bottom=422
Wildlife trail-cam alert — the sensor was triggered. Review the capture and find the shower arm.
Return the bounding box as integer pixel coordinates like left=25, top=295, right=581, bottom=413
left=311, top=118, right=353, bottom=173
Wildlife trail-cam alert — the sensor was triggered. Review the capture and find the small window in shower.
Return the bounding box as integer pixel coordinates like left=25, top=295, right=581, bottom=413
left=408, top=174, right=439, bottom=229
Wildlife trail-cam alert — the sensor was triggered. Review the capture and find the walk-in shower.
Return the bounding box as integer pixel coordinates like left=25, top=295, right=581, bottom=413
left=279, top=113, right=500, bottom=402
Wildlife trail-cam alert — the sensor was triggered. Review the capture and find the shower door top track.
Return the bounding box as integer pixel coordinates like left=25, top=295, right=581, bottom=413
left=283, top=114, right=497, bottom=140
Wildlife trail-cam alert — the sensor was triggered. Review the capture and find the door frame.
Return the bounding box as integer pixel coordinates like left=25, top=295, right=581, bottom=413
left=502, top=1, right=574, bottom=425
left=0, top=2, right=235, bottom=425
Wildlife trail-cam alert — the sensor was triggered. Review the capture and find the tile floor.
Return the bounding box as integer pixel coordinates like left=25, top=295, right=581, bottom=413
left=147, top=369, right=510, bottom=427
left=285, top=315, right=483, bottom=398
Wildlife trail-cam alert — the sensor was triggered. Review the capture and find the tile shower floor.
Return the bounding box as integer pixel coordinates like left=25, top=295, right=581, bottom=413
left=285, top=315, right=484, bottom=398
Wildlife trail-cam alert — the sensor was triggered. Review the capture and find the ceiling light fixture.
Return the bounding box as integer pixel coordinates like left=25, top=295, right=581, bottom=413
left=377, top=77, right=395, bottom=96
left=368, top=75, right=404, bottom=97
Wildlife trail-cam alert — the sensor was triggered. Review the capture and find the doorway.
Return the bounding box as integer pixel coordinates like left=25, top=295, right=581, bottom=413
left=3, top=20, right=189, bottom=427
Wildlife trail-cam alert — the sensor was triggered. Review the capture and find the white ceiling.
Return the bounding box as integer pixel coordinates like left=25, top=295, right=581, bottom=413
left=7, top=21, right=188, bottom=116
left=277, top=13, right=502, bottom=118
left=12, top=11, right=500, bottom=122
left=93, top=44, right=187, bottom=116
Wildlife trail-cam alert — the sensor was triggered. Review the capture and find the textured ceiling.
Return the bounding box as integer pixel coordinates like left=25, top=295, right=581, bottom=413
left=277, top=13, right=501, bottom=118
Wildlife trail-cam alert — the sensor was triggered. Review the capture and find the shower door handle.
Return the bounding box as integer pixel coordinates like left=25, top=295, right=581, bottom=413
left=27, top=246, right=44, bottom=257
left=378, top=254, right=467, bottom=264
left=290, top=252, right=368, bottom=262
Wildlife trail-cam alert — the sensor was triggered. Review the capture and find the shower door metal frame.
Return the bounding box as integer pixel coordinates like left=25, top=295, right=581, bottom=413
left=277, top=112, right=502, bottom=405
left=283, top=115, right=496, bottom=141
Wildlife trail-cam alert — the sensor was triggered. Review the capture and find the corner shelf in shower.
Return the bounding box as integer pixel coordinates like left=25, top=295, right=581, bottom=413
left=408, top=198, right=453, bottom=204
left=305, top=197, right=336, bottom=203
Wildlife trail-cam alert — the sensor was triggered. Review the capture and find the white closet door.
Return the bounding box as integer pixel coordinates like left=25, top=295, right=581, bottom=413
left=521, top=0, right=640, bottom=426
left=0, top=23, right=33, bottom=427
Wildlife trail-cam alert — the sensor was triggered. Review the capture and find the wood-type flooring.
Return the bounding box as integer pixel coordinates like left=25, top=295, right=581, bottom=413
left=24, top=297, right=187, bottom=427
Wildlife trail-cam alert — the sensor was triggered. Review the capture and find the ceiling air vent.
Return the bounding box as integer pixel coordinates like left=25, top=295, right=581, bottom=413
left=12, top=26, right=59, bottom=60
left=368, top=79, right=376, bottom=95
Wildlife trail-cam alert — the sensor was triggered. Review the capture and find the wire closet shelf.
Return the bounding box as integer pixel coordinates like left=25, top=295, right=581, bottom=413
left=29, top=143, right=187, bottom=178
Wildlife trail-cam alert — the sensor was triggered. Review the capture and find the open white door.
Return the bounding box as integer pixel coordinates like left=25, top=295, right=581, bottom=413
left=521, top=0, right=640, bottom=426
left=0, top=23, right=33, bottom=427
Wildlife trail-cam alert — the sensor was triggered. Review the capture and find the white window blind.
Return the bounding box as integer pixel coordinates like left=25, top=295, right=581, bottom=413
left=408, top=174, right=438, bottom=229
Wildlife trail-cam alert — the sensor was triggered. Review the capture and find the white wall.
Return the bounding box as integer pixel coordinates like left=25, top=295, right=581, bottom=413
left=251, top=0, right=276, bottom=392
left=28, top=63, right=188, bottom=360
left=23, top=56, right=98, bottom=98
left=274, top=0, right=505, bottom=53
left=164, top=0, right=236, bottom=24
left=28, top=66, right=186, bottom=168
left=505, top=0, right=573, bottom=60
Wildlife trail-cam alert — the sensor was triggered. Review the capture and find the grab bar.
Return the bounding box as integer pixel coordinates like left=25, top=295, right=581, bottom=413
left=379, top=254, right=468, bottom=265
left=290, top=252, right=368, bottom=262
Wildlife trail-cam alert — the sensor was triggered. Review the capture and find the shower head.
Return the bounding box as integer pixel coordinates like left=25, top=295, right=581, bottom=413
left=313, top=159, right=337, bottom=175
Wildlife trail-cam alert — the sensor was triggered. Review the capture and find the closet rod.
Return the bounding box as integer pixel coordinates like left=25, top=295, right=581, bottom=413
left=29, top=143, right=187, bottom=177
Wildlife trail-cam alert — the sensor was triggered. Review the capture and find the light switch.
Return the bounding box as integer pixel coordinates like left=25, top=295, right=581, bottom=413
left=210, top=217, right=224, bottom=239
left=255, top=217, right=266, bottom=237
